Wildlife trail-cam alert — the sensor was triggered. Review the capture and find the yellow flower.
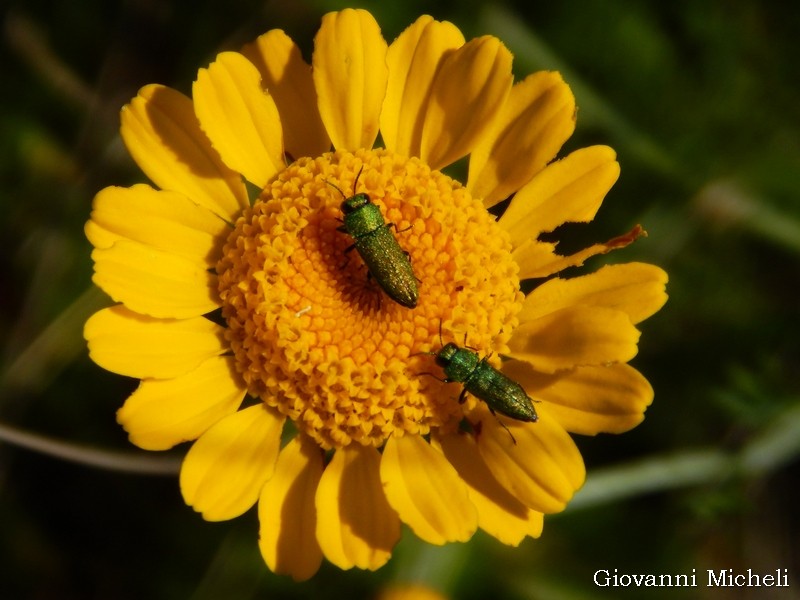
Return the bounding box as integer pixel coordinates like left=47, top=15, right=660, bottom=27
left=377, top=583, right=449, bottom=600
left=84, top=9, right=667, bottom=581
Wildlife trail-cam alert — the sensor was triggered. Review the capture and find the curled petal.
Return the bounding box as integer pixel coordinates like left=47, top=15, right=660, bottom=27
left=520, top=262, right=669, bottom=325
left=91, top=240, right=218, bottom=319
left=84, top=305, right=226, bottom=379
left=380, top=434, right=477, bottom=545
left=180, top=404, right=284, bottom=521
left=117, top=355, right=245, bottom=450
left=120, top=85, right=248, bottom=221
left=420, top=36, right=513, bottom=170
left=241, top=29, right=330, bottom=159
left=502, top=361, right=654, bottom=435
left=85, top=185, right=227, bottom=262
left=312, top=9, right=388, bottom=151
left=258, top=435, right=324, bottom=581
left=514, top=225, right=645, bottom=280
left=476, top=406, right=584, bottom=513
left=381, top=15, right=465, bottom=158
left=315, top=445, right=400, bottom=570
left=468, top=71, right=576, bottom=207
left=499, top=146, right=620, bottom=247
left=435, top=432, right=543, bottom=545
left=507, top=306, right=640, bottom=373
left=193, top=52, right=285, bottom=188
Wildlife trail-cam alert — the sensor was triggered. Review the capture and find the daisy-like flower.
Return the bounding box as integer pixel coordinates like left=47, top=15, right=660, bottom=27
left=84, top=9, right=667, bottom=581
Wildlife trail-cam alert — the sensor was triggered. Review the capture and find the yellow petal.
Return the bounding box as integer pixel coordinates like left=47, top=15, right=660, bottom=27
left=380, top=434, right=477, bottom=545
left=476, top=405, right=585, bottom=513
left=315, top=445, right=400, bottom=570
left=435, top=432, right=543, bottom=546
left=117, top=355, right=246, bottom=450
left=381, top=15, right=465, bottom=158
left=180, top=404, right=284, bottom=521
left=258, top=435, right=324, bottom=581
left=120, top=84, right=248, bottom=221
left=520, top=262, right=668, bottom=325
left=84, top=220, right=120, bottom=252
left=84, top=305, right=226, bottom=378
left=92, top=240, right=218, bottom=319
left=513, top=225, right=646, bottom=280
left=312, top=9, right=388, bottom=151
left=193, top=51, right=285, bottom=188
left=499, top=146, right=620, bottom=247
left=420, top=36, right=513, bottom=170
left=502, top=361, right=654, bottom=435
left=507, top=306, right=640, bottom=373
left=377, top=584, right=449, bottom=600
left=241, top=29, right=330, bottom=160
left=467, top=71, right=576, bottom=207
left=86, top=185, right=227, bottom=262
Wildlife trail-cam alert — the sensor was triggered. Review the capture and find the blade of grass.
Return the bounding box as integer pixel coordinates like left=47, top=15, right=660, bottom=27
left=567, top=400, right=800, bottom=511
left=478, top=4, right=683, bottom=182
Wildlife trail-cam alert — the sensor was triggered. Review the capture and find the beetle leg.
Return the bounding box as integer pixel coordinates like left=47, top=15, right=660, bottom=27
left=496, top=417, right=517, bottom=445
left=338, top=244, right=356, bottom=269
left=386, top=222, right=414, bottom=235
left=485, top=407, right=517, bottom=444
left=458, top=387, right=469, bottom=404
left=417, top=371, right=449, bottom=383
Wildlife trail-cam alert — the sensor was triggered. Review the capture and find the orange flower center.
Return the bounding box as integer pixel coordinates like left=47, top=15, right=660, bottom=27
left=216, top=148, right=523, bottom=449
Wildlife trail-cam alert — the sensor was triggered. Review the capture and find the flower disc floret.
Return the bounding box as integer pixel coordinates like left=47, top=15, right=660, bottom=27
left=216, top=149, right=523, bottom=449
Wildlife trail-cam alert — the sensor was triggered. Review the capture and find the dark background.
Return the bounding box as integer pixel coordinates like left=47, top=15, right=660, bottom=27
left=1, top=0, right=799, bottom=598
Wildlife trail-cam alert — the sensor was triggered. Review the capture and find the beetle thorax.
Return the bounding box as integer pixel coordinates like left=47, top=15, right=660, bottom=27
left=438, top=343, right=480, bottom=382
left=340, top=193, right=370, bottom=214
left=435, top=343, right=459, bottom=367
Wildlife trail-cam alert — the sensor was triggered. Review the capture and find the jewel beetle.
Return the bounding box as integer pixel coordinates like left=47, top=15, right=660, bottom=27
left=328, top=167, right=418, bottom=308
left=421, top=325, right=538, bottom=424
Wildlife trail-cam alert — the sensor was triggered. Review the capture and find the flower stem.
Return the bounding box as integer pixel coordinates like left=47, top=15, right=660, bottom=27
left=1, top=286, right=110, bottom=398
left=0, top=420, right=180, bottom=475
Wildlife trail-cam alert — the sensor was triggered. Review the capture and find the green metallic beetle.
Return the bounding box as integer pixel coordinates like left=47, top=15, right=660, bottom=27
left=422, top=326, right=538, bottom=424
left=329, top=168, right=418, bottom=308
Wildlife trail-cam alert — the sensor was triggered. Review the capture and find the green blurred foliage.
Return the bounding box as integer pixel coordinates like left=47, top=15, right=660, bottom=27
left=1, top=0, right=798, bottom=598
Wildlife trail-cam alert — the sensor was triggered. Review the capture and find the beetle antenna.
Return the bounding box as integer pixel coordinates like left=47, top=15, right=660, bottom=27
left=325, top=179, right=346, bottom=200
left=352, top=165, right=364, bottom=194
